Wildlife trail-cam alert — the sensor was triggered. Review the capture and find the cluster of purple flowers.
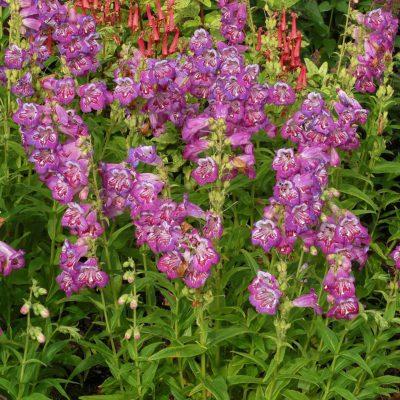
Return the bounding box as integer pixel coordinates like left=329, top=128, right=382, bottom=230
left=0, top=241, right=25, bottom=277
left=6, top=0, right=110, bottom=296
left=219, top=0, right=246, bottom=45
left=54, top=10, right=102, bottom=77
left=353, top=8, right=398, bottom=93
left=3, top=0, right=101, bottom=77
left=57, top=204, right=108, bottom=296
left=249, top=89, right=370, bottom=319
left=99, top=146, right=222, bottom=288
left=112, top=0, right=296, bottom=184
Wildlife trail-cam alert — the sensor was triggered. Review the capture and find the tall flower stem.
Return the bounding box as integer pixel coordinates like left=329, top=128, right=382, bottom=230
left=17, top=288, right=33, bottom=400
left=100, top=289, right=124, bottom=392
left=353, top=271, right=399, bottom=396
left=335, top=0, right=352, bottom=82
left=321, top=327, right=348, bottom=400
left=196, top=305, right=208, bottom=400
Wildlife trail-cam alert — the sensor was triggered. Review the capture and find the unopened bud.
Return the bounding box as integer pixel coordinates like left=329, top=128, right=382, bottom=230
left=133, top=327, right=140, bottom=340
left=37, top=332, right=46, bottom=344
left=310, top=246, right=318, bottom=256
left=20, top=303, right=30, bottom=315
left=40, top=307, right=50, bottom=318
left=118, top=294, right=129, bottom=305
left=124, top=328, right=133, bottom=340
left=129, top=299, right=138, bottom=310
left=38, top=288, right=47, bottom=296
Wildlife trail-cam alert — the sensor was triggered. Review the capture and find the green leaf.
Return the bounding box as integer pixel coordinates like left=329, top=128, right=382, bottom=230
left=23, top=394, right=52, bottom=400
left=227, top=375, right=263, bottom=385
left=340, top=351, right=373, bottom=377
left=149, top=344, right=206, bottom=361
left=332, top=386, right=358, bottom=400
left=283, top=389, right=310, bottom=400
left=318, top=1, right=332, bottom=12
left=340, top=184, right=378, bottom=211
left=207, top=327, right=248, bottom=348
left=372, top=161, right=400, bottom=174
left=241, top=249, right=260, bottom=275
left=203, top=376, right=229, bottom=400
left=315, top=320, right=338, bottom=353
left=79, top=396, right=126, bottom=400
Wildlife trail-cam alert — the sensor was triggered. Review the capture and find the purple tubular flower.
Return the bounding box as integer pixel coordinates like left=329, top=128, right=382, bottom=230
left=191, top=157, right=218, bottom=185
left=189, top=29, right=213, bottom=55
left=251, top=219, right=282, bottom=252
left=292, top=288, right=322, bottom=315
left=54, top=77, right=76, bottom=105
left=248, top=271, right=282, bottom=315
left=114, top=77, right=139, bottom=106
left=76, top=258, right=109, bottom=289
left=0, top=241, right=25, bottom=276
left=390, top=244, right=400, bottom=269
left=59, top=239, right=88, bottom=271
left=4, top=44, right=28, bottom=70
left=269, top=82, right=296, bottom=105
left=78, top=81, right=112, bottom=113
left=11, top=72, right=35, bottom=98
left=203, top=212, right=223, bottom=239
left=127, top=146, right=161, bottom=167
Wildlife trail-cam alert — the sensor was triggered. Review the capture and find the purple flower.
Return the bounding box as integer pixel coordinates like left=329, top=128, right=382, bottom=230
left=191, top=157, right=218, bottom=185
left=272, top=148, right=299, bottom=179
left=292, top=288, right=322, bottom=315
left=127, top=146, right=161, bottom=167
left=54, top=77, right=76, bottom=105
left=0, top=241, right=25, bottom=276
left=203, top=212, right=223, bottom=239
left=189, top=29, right=213, bottom=55
left=11, top=72, right=35, bottom=98
left=4, top=44, right=28, bottom=70
left=251, top=219, right=282, bottom=252
left=269, top=82, right=295, bottom=105
left=56, top=270, right=80, bottom=297
left=114, top=77, right=139, bottom=106
left=76, top=258, right=109, bottom=289
left=326, top=297, right=359, bottom=320
left=390, top=244, right=400, bottom=269
left=59, top=239, right=88, bottom=271
left=248, top=271, right=282, bottom=315
left=13, top=101, right=41, bottom=127
left=78, top=82, right=112, bottom=113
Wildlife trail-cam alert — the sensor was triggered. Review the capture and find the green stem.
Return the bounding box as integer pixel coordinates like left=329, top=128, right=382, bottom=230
left=17, top=289, right=33, bottom=400
left=100, top=290, right=124, bottom=392
left=335, top=0, right=352, bottom=81
left=197, top=306, right=208, bottom=400
left=321, top=328, right=348, bottom=400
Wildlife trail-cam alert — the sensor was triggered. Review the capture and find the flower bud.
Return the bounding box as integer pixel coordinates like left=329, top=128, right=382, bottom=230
left=37, top=332, right=46, bottom=344
left=40, top=307, right=50, bottom=318
left=124, top=328, right=132, bottom=340
left=129, top=298, right=138, bottom=310
left=20, top=303, right=30, bottom=315
left=133, top=327, right=140, bottom=340
left=118, top=294, right=129, bottom=305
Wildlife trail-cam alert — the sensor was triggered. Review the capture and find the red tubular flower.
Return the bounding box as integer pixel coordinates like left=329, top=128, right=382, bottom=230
left=128, top=5, right=133, bottom=28
left=162, top=25, right=168, bottom=56
left=256, top=27, right=262, bottom=51
left=82, top=0, right=90, bottom=9
left=138, top=34, right=146, bottom=55
left=280, top=9, right=287, bottom=32
left=295, top=64, right=307, bottom=90
left=146, top=35, right=154, bottom=57
left=156, top=0, right=164, bottom=20
left=94, top=0, right=99, bottom=9
left=277, top=26, right=282, bottom=48
left=291, top=12, right=297, bottom=40
left=46, top=32, right=52, bottom=55
left=168, top=28, right=180, bottom=54
left=132, top=5, right=139, bottom=32
left=104, top=0, right=111, bottom=15
left=168, top=6, right=175, bottom=31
